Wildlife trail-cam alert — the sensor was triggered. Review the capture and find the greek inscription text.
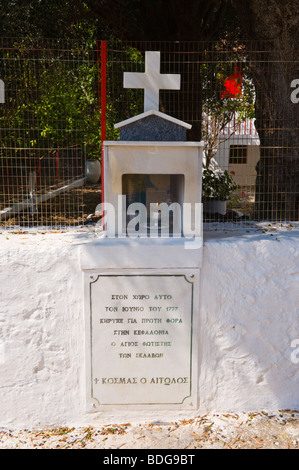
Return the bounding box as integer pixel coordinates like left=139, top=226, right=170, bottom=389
left=142, top=318, right=162, bottom=323
left=100, top=318, right=123, bottom=323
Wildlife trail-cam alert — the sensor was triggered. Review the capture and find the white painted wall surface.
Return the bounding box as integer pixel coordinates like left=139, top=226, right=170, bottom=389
left=0, top=233, right=86, bottom=429
left=199, top=228, right=299, bottom=413
left=0, top=228, right=298, bottom=428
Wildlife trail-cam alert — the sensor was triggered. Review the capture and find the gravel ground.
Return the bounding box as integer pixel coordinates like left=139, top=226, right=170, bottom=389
left=1, top=411, right=299, bottom=449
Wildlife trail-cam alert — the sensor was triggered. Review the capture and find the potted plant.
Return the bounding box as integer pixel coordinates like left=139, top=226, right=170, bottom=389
left=85, top=140, right=101, bottom=184
left=86, top=156, right=101, bottom=184
left=202, top=168, right=239, bottom=215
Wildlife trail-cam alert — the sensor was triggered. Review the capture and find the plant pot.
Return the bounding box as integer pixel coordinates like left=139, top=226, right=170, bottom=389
left=86, top=160, right=101, bottom=184
left=203, top=199, right=227, bottom=215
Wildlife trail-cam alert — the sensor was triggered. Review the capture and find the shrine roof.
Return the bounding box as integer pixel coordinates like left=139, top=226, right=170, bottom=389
left=114, top=109, right=192, bottom=130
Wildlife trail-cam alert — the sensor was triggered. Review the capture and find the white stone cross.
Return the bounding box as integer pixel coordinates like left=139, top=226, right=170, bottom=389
left=0, top=80, right=4, bottom=103
left=123, top=51, right=180, bottom=112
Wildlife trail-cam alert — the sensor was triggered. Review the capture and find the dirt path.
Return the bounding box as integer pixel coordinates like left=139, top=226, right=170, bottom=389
left=1, top=411, right=299, bottom=449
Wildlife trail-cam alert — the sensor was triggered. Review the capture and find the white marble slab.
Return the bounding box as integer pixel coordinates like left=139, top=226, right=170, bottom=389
left=80, top=237, right=203, bottom=270
left=84, top=269, right=200, bottom=410
left=103, top=141, right=203, bottom=238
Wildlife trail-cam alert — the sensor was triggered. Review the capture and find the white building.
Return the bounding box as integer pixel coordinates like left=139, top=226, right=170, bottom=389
left=213, top=116, right=260, bottom=187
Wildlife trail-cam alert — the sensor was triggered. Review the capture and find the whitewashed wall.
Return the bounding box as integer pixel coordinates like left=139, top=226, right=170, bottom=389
left=199, top=229, right=299, bottom=413
left=0, top=229, right=298, bottom=428
left=0, top=233, right=86, bottom=429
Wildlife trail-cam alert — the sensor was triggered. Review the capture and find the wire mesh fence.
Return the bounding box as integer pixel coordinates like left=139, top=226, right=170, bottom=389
left=0, top=146, right=86, bottom=227
left=0, top=37, right=100, bottom=230
left=105, top=40, right=299, bottom=227
left=0, top=38, right=298, bottom=231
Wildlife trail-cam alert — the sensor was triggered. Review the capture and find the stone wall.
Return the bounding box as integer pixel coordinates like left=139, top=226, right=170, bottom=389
left=0, top=228, right=298, bottom=428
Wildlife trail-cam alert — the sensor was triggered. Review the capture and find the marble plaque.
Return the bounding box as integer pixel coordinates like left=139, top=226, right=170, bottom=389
left=85, top=272, right=199, bottom=409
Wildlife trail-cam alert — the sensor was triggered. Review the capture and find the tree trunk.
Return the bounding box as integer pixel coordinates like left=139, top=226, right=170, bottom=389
left=253, top=51, right=299, bottom=220
left=233, top=0, right=299, bottom=221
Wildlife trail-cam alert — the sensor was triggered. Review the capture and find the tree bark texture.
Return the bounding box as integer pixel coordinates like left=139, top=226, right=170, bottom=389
left=233, top=0, right=299, bottom=221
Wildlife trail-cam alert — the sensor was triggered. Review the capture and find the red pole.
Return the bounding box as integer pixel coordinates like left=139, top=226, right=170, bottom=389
left=98, top=40, right=107, bottom=206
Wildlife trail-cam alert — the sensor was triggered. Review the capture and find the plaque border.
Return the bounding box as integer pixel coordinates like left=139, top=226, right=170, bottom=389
left=87, top=273, right=196, bottom=407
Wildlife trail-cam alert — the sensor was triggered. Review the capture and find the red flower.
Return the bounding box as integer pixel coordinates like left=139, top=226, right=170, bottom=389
left=222, top=65, right=242, bottom=98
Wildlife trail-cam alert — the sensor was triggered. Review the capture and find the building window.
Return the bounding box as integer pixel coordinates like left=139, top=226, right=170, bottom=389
left=229, top=145, right=247, bottom=164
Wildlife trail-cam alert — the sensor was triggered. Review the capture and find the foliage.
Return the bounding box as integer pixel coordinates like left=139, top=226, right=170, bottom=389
left=201, top=42, right=255, bottom=169
left=79, top=0, right=229, bottom=42
left=105, top=43, right=144, bottom=138
left=202, top=168, right=239, bottom=201
left=0, top=38, right=101, bottom=163
left=0, top=0, right=100, bottom=40
left=0, top=0, right=239, bottom=170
